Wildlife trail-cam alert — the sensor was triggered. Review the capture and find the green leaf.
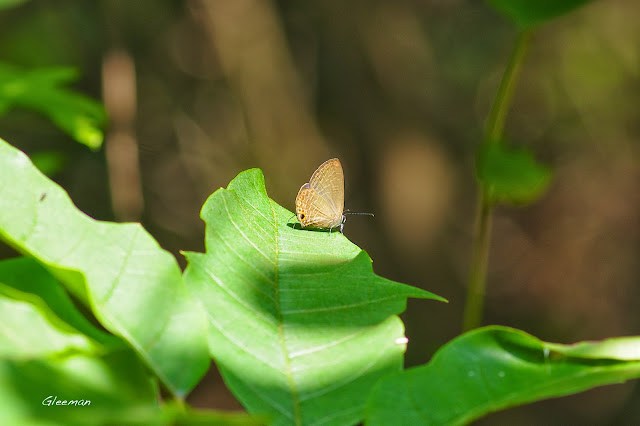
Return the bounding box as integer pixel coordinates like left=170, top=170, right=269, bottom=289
left=0, top=63, right=106, bottom=149
left=183, top=168, right=446, bottom=426
left=0, top=261, right=260, bottom=425
left=477, top=143, right=551, bottom=205
left=28, top=150, right=67, bottom=177
left=366, top=326, right=640, bottom=426
left=0, top=138, right=209, bottom=397
left=0, top=257, right=122, bottom=354
left=99, top=405, right=266, bottom=426
left=0, top=0, right=28, bottom=11
left=0, top=257, right=161, bottom=425
left=486, top=0, right=594, bottom=30
left=0, top=285, right=98, bottom=360
left=0, top=352, right=159, bottom=426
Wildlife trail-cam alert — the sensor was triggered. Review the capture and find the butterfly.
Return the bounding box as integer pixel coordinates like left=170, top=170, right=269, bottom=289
left=295, top=158, right=372, bottom=233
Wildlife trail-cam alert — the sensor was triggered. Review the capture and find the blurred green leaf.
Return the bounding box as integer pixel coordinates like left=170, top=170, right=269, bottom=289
left=0, top=0, right=28, bottom=11
left=99, top=405, right=266, bottom=426
left=486, top=0, right=594, bottom=29
left=0, top=259, right=160, bottom=425
left=183, top=168, right=445, bottom=426
left=366, top=326, right=640, bottom=426
left=0, top=257, right=122, bottom=350
left=0, top=63, right=106, bottom=149
left=0, top=259, right=261, bottom=424
left=477, top=143, right=552, bottom=205
left=0, top=138, right=209, bottom=398
left=0, top=285, right=98, bottom=359
left=29, top=150, right=67, bottom=176
left=0, top=353, right=158, bottom=426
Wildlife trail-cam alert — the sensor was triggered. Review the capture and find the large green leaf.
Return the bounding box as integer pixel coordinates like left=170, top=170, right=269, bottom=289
left=0, top=259, right=260, bottom=425
left=486, top=0, right=594, bottom=30
left=183, top=168, right=445, bottom=426
left=0, top=63, right=105, bottom=149
left=0, top=138, right=209, bottom=397
left=0, top=258, right=157, bottom=425
left=366, top=326, right=640, bottom=425
left=0, top=353, right=157, bottom=426
left=0, top=257, right=122, bottom=353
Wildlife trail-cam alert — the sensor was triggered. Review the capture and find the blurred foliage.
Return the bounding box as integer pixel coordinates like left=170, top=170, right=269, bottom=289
left=477, top=142, right=552, bottom=205
left=487, top=0, right=595, bottom=29
left=0, top=0, right=27, bottom=12
left=0, top=63, right=105, bottom=149
left=29, top=150, right=67, bottom=176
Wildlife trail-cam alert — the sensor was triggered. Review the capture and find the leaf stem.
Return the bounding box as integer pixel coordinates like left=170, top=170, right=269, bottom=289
left=462, top=30, right=533, bottom=332
left=485, top=30, right=533, bottom=143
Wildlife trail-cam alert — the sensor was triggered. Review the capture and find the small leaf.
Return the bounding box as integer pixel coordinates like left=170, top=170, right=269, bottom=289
left=486, top=0, right=594, bottom=30
left=477, top=143, right=551, bottom=205
left=183, top=168, right=445, bottom=425
left=28, top=150, right=67, bottom=176
left=0, top=138, right=209, bottom=397
left=366, top=326, right=640, bottom=426
left=0, top=63, right=106, bottom=149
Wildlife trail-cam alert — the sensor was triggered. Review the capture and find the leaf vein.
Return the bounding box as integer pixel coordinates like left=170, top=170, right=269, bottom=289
left=282, top=296, right=398, bottom=315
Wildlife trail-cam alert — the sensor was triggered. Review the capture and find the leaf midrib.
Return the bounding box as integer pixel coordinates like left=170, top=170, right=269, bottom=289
left=270, top=202, right=302, bottom=425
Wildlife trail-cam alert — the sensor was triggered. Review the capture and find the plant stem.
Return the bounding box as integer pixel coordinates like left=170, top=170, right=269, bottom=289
left=484, top=30, right=533, bottom=143
left=172, top=395, right=186, bottom=411
left=462, top=30, right=533, bottom=332
left=462, top=189, right=492, bottom=332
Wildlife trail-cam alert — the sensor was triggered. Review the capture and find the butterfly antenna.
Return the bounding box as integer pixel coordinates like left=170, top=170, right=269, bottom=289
left=343, top=211, right=375, bottom=217
left=339, top=211, right=373, bottom=234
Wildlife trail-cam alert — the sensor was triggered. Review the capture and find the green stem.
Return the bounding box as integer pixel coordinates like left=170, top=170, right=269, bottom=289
left=462, top=30, right=533, bottom=332
left=462, top=190, right=492, bottom=332
left=172, top=395, right=186, bottom=410
left=485, top=30, right=533, bottom=143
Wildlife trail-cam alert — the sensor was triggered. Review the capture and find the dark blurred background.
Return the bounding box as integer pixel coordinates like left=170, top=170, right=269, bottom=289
left=0, top=0, right=638, bottom=424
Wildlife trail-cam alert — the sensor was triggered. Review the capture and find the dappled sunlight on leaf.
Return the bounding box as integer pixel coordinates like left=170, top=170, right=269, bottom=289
left=0, top=139, right=209, bottom=397
left=367, top=326, right=640, bottom=425
left=184, top=167, right=445, bottom=425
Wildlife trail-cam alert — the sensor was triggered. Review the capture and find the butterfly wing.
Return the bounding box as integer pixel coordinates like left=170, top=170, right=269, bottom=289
left=295, top=184, right=343, bottom=229
left=308, top=158, right=344, bottom=217
left=295, top=158, right=345, bottom=229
